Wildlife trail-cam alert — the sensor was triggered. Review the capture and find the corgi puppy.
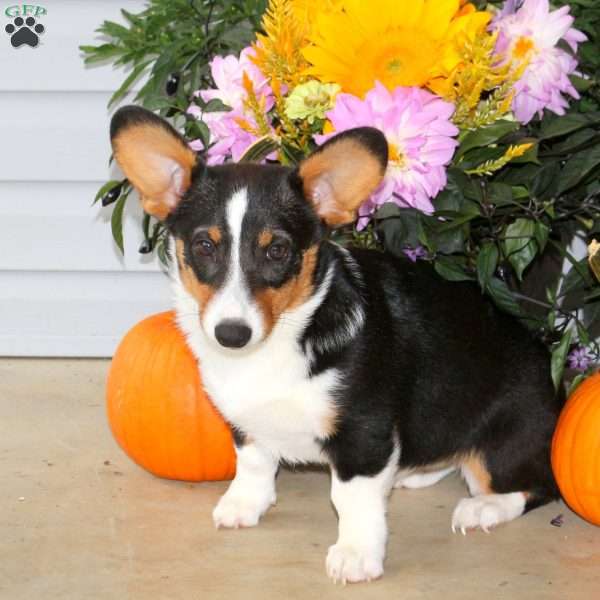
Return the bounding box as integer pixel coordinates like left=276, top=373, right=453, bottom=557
left=110, top=106, right=561, bottom=584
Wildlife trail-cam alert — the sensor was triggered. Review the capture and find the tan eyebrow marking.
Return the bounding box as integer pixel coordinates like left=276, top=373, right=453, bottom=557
left=176, top=239, right=216, bottom=312
left=208, top=226, right=222, bottom=244
left=258, top=229, right=274, bottom=248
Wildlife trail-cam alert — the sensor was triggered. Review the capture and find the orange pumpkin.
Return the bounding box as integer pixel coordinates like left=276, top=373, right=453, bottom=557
left=551, top=372, right=600, bottom=526
left=106, top=311, right=236, bottom=482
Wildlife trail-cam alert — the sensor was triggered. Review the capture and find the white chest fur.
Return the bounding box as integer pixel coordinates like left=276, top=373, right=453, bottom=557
left=172, top=262, right=338, bottom=465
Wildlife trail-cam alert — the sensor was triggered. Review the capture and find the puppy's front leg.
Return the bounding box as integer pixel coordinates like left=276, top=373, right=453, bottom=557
left=213, top=441, right=278, bottom=529
left=326, top=448, right=399, bottom=584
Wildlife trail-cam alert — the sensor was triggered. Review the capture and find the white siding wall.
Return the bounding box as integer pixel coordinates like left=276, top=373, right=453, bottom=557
left=0, top=0, right=172, bottom=356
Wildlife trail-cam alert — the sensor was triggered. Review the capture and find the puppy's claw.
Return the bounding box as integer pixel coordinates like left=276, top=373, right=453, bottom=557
left=326, top=543, right=383, bottom=584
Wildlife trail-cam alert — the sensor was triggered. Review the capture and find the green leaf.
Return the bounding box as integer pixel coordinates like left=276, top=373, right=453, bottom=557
left=80, top=43, right=122, bottom=64
left=98, top=20, right=131, bottom=39
left=560, top=260, right=588, bottom=297
left=544, top=128, right=599, bottom=156
left=108, top=60, right=152, bottom=107
left=584, top=299, right=600, bottom=327
left=576, top=320, right=591, bottom=346
left=458, top=146, right=505, bottom=171
left=157, top=238, right=169, bottom=267
left=120, top=8, right=142, bottom=26
left=93, top=180, right=121, bottom=206
left=534, top=222, right=550, bottom=252
left=567, top=373, right=586, bottom=397
left=455, top=120, right=520, bottom=160
left=551, top=329, right=572, bottom=392
left=187, top=119, right=210, bottom=148
left=511, top=185, right=530, bottom=200
left=111, top=195, right=127, bottom=255
left=203, top=98, right=233, bottom=113
left=531, top=161, right=561, bottom=199
left=434, top=256, right=474, bottom=282
left=375, top=203, right=404, bottom=220
left=279, top=142, right=306, bottom=166
left=486, top=278, right=522, bottom=317
left=495, top=163, right=541, bottom=188
left=435, top=202, right=480, bottom=234
left=539, top=112, right=600, bottom=140
left=433, top=186, right=464, bottom=212
left=239, top=136, right=280, bottom=163
left=421, top=217, right=466, bottom=254
left=486, top=182, right=514, bottom=206
left=375, top=206, right=422, bottom=252
left=503, top=218, right=538, bottom=280
left=556, top=145, right=600, bottom=195
left=585, top=287, right=600, bottom=302
left=477, top=242, right=499, bottom=290
left=553, top=241, right=594, bottom=293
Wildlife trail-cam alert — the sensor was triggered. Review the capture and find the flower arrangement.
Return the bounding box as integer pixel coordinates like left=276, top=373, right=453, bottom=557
left=83, top=0, right=600, bottom=391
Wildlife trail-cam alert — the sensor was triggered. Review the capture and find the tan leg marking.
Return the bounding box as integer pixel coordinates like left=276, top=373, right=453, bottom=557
left=461, top=452, right=493, bottom=496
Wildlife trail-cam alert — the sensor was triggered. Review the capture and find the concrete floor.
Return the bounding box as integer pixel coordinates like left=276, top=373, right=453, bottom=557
left=1, top=359, right=599, bottom=600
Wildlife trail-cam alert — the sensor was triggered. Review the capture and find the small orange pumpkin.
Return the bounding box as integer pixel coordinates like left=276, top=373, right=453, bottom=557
left=106, top=311, right=236, bottom=482
left=551, top=372, right=600, bottom=526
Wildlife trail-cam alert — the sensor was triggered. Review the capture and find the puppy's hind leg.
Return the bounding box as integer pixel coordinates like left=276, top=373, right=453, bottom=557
left=451, top=445, right=558, bottom=534
left=394, top=466, right=456, bottom=489
left=451, top=491, right=528, bottom=534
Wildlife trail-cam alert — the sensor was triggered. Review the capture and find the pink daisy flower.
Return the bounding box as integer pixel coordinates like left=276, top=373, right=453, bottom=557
left=187, top=47, right=274, bottom=165
left=196, top=47, right=273, bottom=113
left=317, top=83, right=459, bottom=227
left=492, top=0, right=587, bottom=124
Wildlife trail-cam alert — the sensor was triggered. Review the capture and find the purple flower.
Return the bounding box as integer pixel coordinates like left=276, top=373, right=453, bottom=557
left=196, top=47, right=273, bottom=113
left=567, top=346, right=594, bottom=372
left=187, top=47, right=274, bottom=165
left=202, top=112, right=263, bottom=165
left=188, top=139, right=205, bottom=152
left=492, top=0, right=587, bottom=124
left=403, top=246, right=428, bottom=262
left=316, top=83, right=458, bottom=229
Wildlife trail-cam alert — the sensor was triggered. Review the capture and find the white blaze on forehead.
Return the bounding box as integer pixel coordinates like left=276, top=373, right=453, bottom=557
left=201, top=187, right=265, bottom=347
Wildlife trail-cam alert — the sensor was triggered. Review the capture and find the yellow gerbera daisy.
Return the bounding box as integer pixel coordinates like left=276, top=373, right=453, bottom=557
left=290, top=0, right=342, bottom=26
left=302, top=0, right=491, bottom=97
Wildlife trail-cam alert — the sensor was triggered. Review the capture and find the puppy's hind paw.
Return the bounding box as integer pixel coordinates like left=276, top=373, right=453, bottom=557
left=326, top=544, right=383, bottom=584
left=451, top=493, right=526, bottom=535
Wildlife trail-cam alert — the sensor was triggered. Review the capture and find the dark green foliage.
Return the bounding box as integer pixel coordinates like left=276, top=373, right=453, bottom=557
left=80, top=0, right=267, bottom=111
left=85, top=0, right=600, bottom=383
left=82, top=0, right=267, bottom=263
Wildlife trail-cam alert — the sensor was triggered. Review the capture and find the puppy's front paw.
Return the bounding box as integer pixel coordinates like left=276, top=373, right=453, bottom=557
left=326, top=544, right=384, bottom=584
left=212, top=491, right=275, bottom=529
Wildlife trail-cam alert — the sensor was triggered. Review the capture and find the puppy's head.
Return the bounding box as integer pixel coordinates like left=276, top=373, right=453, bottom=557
left=110, top=106, right=387, bottom=350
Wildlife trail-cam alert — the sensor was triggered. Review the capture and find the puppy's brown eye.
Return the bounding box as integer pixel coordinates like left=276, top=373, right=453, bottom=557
left=193, top=239, right=216, bottom=257
left=266, top=242, right=289, bottom=261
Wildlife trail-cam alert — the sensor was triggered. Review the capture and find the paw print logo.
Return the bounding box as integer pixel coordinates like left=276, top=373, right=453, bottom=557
left=5, top=16, right=45, bottom=48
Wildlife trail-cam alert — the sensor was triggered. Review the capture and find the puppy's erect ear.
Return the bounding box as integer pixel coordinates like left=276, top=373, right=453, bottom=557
left=298, top=128, right=388, bottom=227
left=110, top=105, right=197, bottom=220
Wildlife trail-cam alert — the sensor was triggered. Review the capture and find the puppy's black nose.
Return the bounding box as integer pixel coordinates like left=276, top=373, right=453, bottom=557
left=214, top=320, right=252, bottom=349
